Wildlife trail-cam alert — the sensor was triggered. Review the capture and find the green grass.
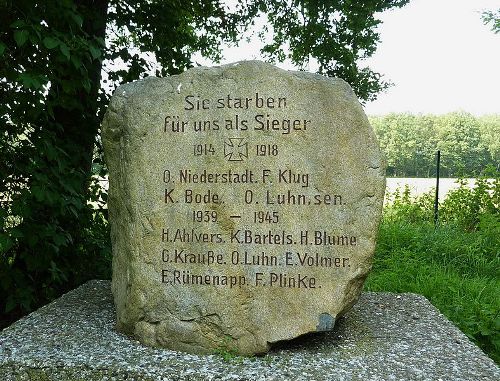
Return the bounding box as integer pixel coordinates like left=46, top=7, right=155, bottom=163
left=365, top=181, right=499, bottom=364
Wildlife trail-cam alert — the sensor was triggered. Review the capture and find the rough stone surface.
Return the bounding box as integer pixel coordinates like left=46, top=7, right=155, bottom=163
left=0, top=280, right=498, bottom=380
left=102, top=61, right=385, bottom=355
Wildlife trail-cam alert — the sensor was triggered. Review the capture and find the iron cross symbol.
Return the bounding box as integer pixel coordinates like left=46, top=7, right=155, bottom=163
left=224, top=138, right=248, bottom=162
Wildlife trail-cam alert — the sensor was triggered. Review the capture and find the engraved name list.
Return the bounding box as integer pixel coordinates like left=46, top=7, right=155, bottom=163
left=159, top=91, right=356, bottom=291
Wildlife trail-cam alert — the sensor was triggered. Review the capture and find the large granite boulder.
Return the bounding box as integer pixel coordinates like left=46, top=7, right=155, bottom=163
left=102, top=61, right=385, bottom=355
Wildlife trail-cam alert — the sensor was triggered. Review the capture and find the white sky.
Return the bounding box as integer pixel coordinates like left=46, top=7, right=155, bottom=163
left=364, top=0, right=500, bottom=115
left=199, top=0, right=500, bottom=116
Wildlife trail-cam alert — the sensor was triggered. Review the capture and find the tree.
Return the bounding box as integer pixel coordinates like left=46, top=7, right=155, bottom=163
left=436, top=112, right=490, bottom=177
left=482, top=9, right=500, bottom=34
left=371, top=113, right=498, bottom=178
left=478, top=115, right=500, bottom=170
left=253, top=0, right=410, bottom=102
left=371, top=113, right=437, bottom=177
left=0, top=0, right=409, bottom=326
left=0, top=0, right=241, bottom=326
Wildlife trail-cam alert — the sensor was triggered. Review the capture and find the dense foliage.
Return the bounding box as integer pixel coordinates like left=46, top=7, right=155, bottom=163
left=370, top=112, right=500, bottom=177
left=0, top=0, right=409, bottom=327
left=366, top=174, right=500, bottom=363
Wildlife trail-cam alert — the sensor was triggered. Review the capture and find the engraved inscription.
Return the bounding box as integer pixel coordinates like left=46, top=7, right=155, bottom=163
left=158, top=91, right=354, bottom=290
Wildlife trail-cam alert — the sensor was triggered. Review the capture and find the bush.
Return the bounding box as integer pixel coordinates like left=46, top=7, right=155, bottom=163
left=0, top=165, right=111, bottom=329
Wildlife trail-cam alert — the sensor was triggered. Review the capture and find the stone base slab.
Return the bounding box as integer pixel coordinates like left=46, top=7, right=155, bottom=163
left=0, top=280, right=498, bottom=380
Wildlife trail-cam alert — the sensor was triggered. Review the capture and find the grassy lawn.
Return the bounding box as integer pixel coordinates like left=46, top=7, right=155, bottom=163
left=365, top=180, right=499, bottom=364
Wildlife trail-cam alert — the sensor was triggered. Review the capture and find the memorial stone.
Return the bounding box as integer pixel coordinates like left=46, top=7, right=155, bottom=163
left=102, top=61, right=385, bottom=355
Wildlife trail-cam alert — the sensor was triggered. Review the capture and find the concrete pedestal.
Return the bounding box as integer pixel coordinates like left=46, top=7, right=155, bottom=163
left=0, top=280, right=498, bottom=380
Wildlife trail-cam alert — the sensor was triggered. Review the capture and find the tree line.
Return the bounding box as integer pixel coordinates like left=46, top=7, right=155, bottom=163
left=370, top=112, right=500, bottom=177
